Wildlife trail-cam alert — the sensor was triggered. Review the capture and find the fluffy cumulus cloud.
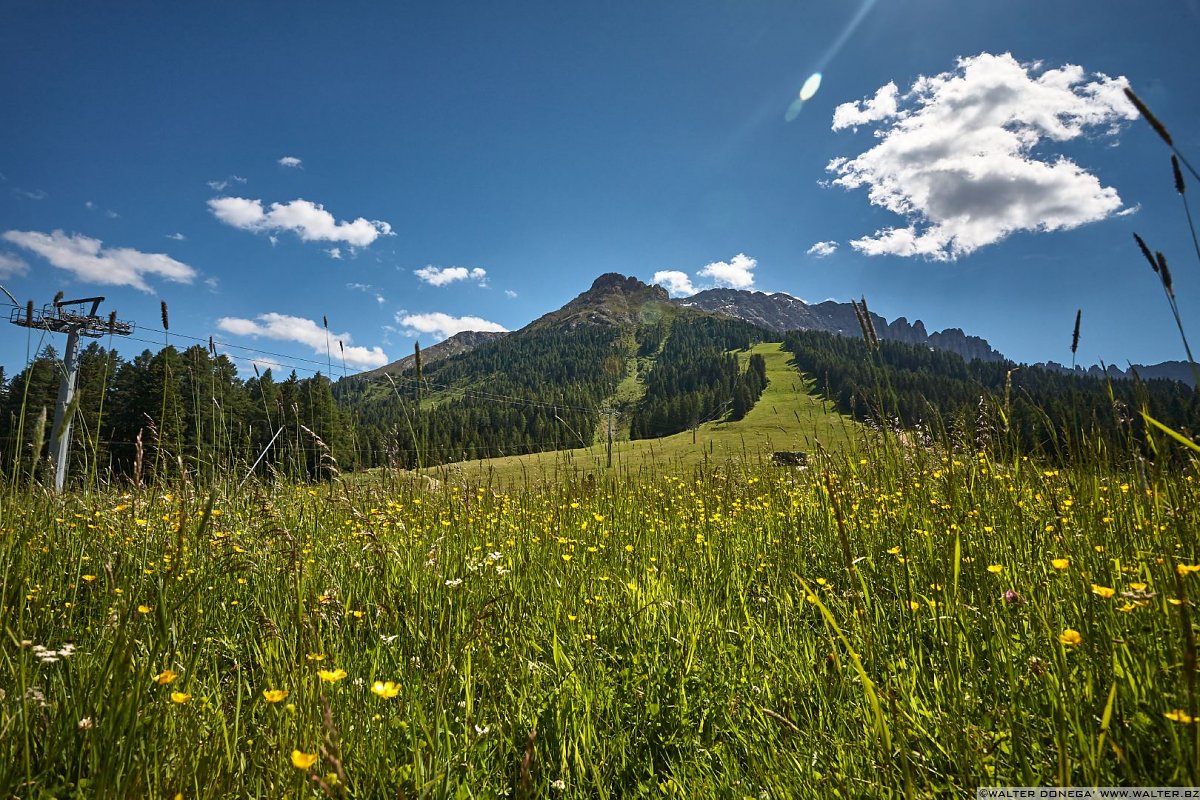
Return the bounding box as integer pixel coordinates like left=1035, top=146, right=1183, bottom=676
left=651, top=270, right=697, bottom=297
left=208, top=197, right=393, bottom=247
left=826, top=52, right=1137, bottom=261
left=278, top=156, right=303, bottom=168
left=698, top=253, right=757, bottom=288
left=652, top=253, right=758, bottom=297
left=396, top=312, right=507, bottom=341
left=806, top=241, right=838, bottom=258
left=0, top=251, right=29, bottom=278
left=414, top=266, right=488, bottom=287
left=2, top=229, right=196, bottom=292
left=216, top=312, right=388, bottom=369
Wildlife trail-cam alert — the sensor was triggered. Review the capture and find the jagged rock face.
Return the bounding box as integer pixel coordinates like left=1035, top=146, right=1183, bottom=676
left=529, top=273, right=674, bottom=329
left=675, top=289, right=1006, bottom=363
left=566, top=273, right=671, bottom=309
left=352, top=330, right=508, bottom=379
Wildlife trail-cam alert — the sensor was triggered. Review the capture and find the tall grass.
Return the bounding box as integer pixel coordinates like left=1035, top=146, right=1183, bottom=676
left=1, top=442, right=1197, bottom=796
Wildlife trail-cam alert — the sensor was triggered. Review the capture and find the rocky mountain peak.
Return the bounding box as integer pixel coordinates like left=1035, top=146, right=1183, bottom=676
left=578, top=273, right=669, bottom=304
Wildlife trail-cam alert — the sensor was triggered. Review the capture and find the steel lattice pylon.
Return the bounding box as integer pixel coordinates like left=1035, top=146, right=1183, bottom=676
left=9, top=296, right=134, bottom=491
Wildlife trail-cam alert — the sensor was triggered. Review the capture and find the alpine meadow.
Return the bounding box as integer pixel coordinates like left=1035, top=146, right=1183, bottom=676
left=3, top=3, right=1200, bottom=798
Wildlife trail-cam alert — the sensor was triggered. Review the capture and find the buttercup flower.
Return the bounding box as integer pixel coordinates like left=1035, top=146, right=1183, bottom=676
left=371, top=680, right=400, bottom=699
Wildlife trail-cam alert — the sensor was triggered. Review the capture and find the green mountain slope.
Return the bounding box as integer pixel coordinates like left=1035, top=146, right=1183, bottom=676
left=420, top=342, right=861, bottom=485
left=336, top=274, right=779, bottom=469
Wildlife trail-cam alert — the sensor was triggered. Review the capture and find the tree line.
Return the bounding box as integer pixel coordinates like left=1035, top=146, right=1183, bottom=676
left=782, top=329, right=1200, bottom=463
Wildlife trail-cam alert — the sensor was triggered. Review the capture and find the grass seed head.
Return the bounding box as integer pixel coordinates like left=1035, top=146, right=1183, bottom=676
left=1155, top=251, right=1175, bottom=298
left=1124, top=87, right=1173, bottom=146
left=1133, top=233, right=1158, bottom=273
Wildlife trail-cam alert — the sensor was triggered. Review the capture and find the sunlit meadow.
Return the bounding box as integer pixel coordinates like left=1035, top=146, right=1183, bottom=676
left=3, top=437, right=1198, bottom=797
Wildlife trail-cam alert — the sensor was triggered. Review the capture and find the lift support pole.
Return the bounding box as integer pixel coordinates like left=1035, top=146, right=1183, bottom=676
left=8, top=296, right=134, bottom=491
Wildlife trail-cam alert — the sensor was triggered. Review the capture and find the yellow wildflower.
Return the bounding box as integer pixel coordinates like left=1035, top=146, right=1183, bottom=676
left=1165, top=709, right=1195, bottom=724
left=155, top=669, right=179, bottom=685
left=291, top=750, right=318, bottom=769
left=1051, top=558, right=1069, bottom=570
left=169, top=692, right=191, bottom=704
left=1091, top=584, right=1116, bottom=599
left=987, top=565, right=1003, bottom=574
left=263, top=689, right=288, bottom=703
left=317, top=669, right=348, bottom=683
left=1059, top=628, right=1082, bottom=647
left=371, top=681, right=400, bottom=699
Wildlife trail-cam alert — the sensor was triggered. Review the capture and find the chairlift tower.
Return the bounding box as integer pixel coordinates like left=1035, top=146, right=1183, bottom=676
left=9, top=296, right=134, bottom=491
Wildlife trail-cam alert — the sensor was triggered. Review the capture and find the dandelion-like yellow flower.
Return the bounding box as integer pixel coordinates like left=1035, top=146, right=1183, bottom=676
left=1130, top=582, right=1148, bottom=591
left=1166, top=709, right=1195, bottom=724
left=371, top=680, right=400, bottom=699
left=137, top=605, right=152, bottom=614
left=170, top=692, right=191, bottom=704
left=987, top=565, right=1003, bottom=574
left=1059, top=628, right=1083, bottom=647
left=263, top=689, right=288, bottom=703
left=306, top=653, right=326, bottom=662
left=81, top=575, right=97, bottom=582
left=291, top=750, right=318, bottom=769
left=908, top=600, right=921, bottom=612
left=317, top=668, right=347, bottom=683
left=1051, top=558, right=1069, bottom=570
left=155, top=669, right=179, bottom=685
left=561, top=554, right=572, bottom=562
left=1091, top=584, right=1116, bottom=599
left=1176, top=564, right=1200, bottom=577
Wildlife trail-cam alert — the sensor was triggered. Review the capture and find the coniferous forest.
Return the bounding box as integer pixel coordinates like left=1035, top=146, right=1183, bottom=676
left=3, top=317, right=1198, bottom=485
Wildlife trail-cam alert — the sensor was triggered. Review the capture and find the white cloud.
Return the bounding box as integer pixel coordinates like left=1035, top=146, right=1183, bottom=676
left=831, top=82, right=900, bottom=130
left=208, top=196, right=393, bottom=247
left=278, top=156, right=303, bottom=168
left=166, top=232, right=187, bottom=241
left=2, top=229, right=196, bottom=292
left=13, top=188, right=47, bottom=201
left=697, top=253, right=756, bottom=289
left=827, top=52, right=1137, bottom=261
left=326, top=247, right=343, bottom=260
left=652, top=253, right=758, bottom=296
left=414, top=265, right=488, bottom=287
left=806, top=241, right=838, bottom=257
left=396, top=311, right=507, bottom=341
left=207, top=175, right=247, bottom=192
left=0, top=251, right=29, bottom=278
left=652, top=270, right=698, bottom=297
left=216, top=312, right=388, bottom=369
left=504, top=289, right=518, bottom=298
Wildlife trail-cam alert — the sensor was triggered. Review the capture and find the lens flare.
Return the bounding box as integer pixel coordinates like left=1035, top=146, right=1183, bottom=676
left=799, top=72, right=822, bottom=102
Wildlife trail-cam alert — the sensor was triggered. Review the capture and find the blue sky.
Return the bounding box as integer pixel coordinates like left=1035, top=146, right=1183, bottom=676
left=2, top=0, right=1199, bottom=378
